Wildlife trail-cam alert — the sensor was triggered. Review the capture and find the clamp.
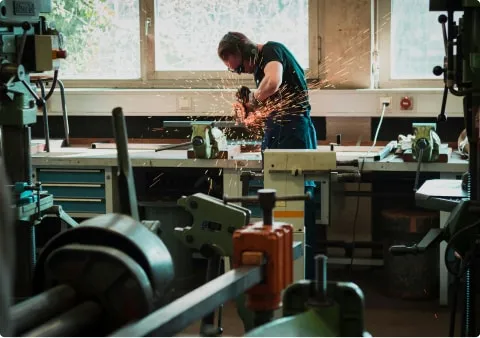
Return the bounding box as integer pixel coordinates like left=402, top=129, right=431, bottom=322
left=174, top=193, right=251, bottom=257
left=174, top=193, right=251, bottom=336
left=224, top=188, right=310, bottom=327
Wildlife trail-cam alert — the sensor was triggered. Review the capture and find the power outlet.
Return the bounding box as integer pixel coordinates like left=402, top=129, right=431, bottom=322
left=177, top=96, right=192, bottom=111
left=379, top=96, right=392, bottom=112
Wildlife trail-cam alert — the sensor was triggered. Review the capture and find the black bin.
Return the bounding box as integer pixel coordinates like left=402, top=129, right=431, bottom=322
left=382, top=208, right=440, bottom=300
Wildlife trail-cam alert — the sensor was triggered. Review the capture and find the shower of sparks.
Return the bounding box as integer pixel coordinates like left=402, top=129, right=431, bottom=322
left=138, top=1, right=393, bottom=195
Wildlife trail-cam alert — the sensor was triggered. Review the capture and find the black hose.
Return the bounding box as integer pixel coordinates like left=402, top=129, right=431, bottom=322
left=44, top=70, right=58, bottom=101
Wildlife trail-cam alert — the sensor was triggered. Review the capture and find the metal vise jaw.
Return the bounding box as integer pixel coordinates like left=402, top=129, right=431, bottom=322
left=191, top=122, right=228, bottom=159
left=174, top=193, right=251, bottom=257
left=412, top=123, right=441, bottom=162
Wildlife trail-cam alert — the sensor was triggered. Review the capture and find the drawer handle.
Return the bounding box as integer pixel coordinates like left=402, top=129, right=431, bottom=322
left=43, top=183, right=103, bottom=188
left=54, top=198, right=103, bottom=203
left=38, top=169, right=103, bottom=173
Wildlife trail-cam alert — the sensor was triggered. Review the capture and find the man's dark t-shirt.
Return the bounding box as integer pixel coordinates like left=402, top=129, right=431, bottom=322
left=253, top=41, right=317, bottom=187
left=253, top=41, right=312, bottom=123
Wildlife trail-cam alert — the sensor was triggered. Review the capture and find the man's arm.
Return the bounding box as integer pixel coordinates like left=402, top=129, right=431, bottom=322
left=254, top=61, right=283, bottom=102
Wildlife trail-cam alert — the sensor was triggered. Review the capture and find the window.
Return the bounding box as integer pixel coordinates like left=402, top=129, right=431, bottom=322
left=43, top=0, right=319, bottom=88
left=376, top=0, right=462, bottom=88
left=154, top=0, right=309, bottom=72
left=45, top=0, right=141, bottom=80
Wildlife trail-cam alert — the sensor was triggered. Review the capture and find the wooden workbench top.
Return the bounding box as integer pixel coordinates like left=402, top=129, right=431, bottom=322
left=30, top=139, right=468, bottom=173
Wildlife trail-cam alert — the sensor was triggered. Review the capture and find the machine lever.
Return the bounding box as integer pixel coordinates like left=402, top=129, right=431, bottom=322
left=112, top=107, right=140, bottom=221
left=389, top=228, right=444, bottom=256
left=438, top=14, right=448, bottom=56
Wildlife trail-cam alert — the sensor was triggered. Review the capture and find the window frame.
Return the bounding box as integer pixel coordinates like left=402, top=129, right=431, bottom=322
left=59, top=0, right=321, bottom=89
left=375, top=0, right=445, bottom=89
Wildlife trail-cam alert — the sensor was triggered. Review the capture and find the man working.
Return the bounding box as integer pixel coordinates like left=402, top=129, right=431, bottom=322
left=217, top=32, right=318, bottom=280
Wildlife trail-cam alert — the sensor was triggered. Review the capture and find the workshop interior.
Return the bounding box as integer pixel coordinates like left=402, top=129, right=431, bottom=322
left=1, top=0, right=480, bottom=336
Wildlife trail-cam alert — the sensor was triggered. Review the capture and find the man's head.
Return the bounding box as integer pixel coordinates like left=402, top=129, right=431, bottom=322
left=218, top=32, right=258, bottom=74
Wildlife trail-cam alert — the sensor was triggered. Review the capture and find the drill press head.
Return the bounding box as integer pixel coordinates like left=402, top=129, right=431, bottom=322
left=0, top=0, right=66, bottom=183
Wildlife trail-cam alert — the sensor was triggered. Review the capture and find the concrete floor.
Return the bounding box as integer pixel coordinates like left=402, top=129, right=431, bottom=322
left=179, top=266, right=456, bottom=337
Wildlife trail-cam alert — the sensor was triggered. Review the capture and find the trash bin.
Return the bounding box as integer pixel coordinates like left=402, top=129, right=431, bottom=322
left=382, top=208, right=440, bottom=300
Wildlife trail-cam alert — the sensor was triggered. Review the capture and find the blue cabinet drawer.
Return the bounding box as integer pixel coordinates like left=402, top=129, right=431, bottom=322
left=37, top=169, right=105, bottom=184
left=43, top=184, right=105, bottom=199
left=54, top=198, right=106, bottom=214
left=35, top=167, right=108, bottom=215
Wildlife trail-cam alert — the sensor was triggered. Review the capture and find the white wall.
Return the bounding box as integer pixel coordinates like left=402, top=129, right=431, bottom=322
left=45, top=88, right=463, bottom=118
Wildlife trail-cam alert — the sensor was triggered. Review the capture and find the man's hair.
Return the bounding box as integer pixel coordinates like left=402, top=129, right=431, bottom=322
left=217, top=32, right=257, bottom=60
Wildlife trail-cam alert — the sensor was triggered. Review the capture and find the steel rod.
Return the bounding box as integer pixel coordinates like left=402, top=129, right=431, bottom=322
left=162, top=120, right=245, bottom=128
left=112, top=107, right=140, bottom=221
left=11, top=285, right=77, bottom=335
left=22, top=301, right=102, bottom=337
left=110, top=265, right=263, bottom=337
left=57, top=80, right=70, bottom=147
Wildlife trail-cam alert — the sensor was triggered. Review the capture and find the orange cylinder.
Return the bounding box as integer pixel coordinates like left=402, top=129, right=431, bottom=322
left=232, top=221, right=294, bottom=311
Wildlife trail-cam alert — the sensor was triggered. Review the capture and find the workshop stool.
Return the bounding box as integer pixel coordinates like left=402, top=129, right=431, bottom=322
left=382, top=208, right=440, bottom=300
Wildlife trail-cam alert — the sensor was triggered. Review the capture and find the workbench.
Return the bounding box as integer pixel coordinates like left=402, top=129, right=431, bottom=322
left=31, top=143, right=468, bottom=306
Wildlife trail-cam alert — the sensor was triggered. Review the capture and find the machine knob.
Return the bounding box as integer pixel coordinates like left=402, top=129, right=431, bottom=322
left=438, top=14, right=447, bottom=24
left=437, top=112, right=447, bottom=122
left=433, top=66, right=444, bottom=76
left=192, top=136, right=204, bottom=146
left=416, top=138, right=429, bottom=150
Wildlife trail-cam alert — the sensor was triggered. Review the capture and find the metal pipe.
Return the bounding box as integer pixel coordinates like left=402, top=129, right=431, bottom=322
left=22, top=301, right=102, bottom=337
left=200, top=255, right=223, bottom=336
left=57, top=80, right=70, bottom=147
left=155, top=141, right=192, bottom=152
left=315, top=255, right=327, bottom=302
left=11, top=285, right=77, bottom=335
left=37, top=80, right=50, bottom=153
left=111, top=107, right=140, bottom=221
left=110, top=265, right=263, bottom=337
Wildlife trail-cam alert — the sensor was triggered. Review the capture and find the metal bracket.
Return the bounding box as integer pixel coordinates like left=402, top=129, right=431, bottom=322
left=174, top=193, right=251, bottom=257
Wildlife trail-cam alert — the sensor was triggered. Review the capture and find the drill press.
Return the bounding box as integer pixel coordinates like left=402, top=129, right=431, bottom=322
left=0, top=0, right=71, bottom=300
left=392, top=1, right=480, bottom=336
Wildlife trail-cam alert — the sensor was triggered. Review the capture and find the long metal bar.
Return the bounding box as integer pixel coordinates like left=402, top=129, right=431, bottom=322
left=22, top=301, right=102, bottom=337
left=110, top=265, right=263, bottom=337
left=37, top=80, right=50, bottom=153
left=155, top=141, right=192, bottom=152
left=162, top=120, right=245, bottom=128
left=11, top=285, right=77, bottom=335
left=112, top=107, right=140, bottom=221
left=57, top=80, right=70, bottom=147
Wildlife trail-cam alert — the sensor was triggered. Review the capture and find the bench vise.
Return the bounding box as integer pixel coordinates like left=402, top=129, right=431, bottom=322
left=412, top=123, right=441, bottom=162
left=247, top=255, right=369, bottom=337
left=191, top=122, right=228, bottom=159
